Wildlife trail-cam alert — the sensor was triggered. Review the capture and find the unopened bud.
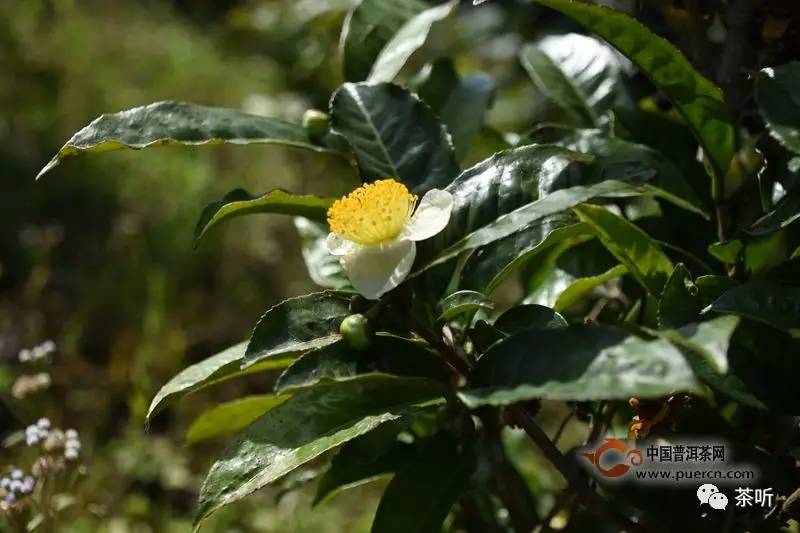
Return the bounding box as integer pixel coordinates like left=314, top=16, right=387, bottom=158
left=302, top=109, right=330, bottom=139
left=339, top=314, right=371, bottom=350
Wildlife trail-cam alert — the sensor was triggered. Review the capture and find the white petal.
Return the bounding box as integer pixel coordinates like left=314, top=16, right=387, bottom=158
left=341, top=239, right=416, bottom=300
left=402, top=189, right=454, bottom=241
left=326, top=233, right=358, bottom=256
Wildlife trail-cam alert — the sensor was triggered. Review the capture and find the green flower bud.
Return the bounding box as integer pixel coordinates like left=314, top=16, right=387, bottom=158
left=302, top=109, right=330, bottom=139
left=339, top=313, right=371, bottom=350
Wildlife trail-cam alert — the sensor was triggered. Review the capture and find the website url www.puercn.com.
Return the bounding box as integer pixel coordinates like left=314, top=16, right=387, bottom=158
left=634, top=469, right=756, bottom=482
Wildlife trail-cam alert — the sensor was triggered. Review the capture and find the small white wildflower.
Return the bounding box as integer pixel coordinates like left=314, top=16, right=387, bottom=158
left=18, top=349, right=31, bottom=363
left=37, top=418, right=50, bottom=429
left=326, top=179, right=453, bottom=299
left=65, top=429, right=78, bottom=440
left=40, top=340, right=56, bottom=353
left=64, top=447, right=79, bottom=461
left=0, top=477, right=9, bottom=489
left=10, top=469, right=22, bottom=481
left=25, top=433, right=40, bottom=446
left=5, top=493, right=16, bottom=504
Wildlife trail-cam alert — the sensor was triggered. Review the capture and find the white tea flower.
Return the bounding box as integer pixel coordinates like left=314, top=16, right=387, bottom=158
left=326, top=179, right=453, bottom=299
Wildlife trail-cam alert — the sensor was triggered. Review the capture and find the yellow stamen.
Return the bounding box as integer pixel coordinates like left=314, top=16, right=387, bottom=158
left=327, top=179, right=417, bottom=245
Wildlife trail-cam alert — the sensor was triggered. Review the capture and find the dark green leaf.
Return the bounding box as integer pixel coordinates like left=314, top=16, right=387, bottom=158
left=695, top=275, right=738, bottom=308
left=330, top=82, right=459, bottom=193
left=294, top=217, right=350, bottom=289
left=492, top=304, right=568, bottom=334
left=755, top=62, right=800, bottom=155
left=195, top=375, right=444, bottom=525
left=193, top=189, right=334, bottom=246
left=275, top=335, right=448, bottom=392
left=368, top=0, right=460, bottom=83
left=573, top=203, right=673, bottom=295
left=372, top=433, right=474, bottom=533
left=521, top=33, right=632, bottom=125
left=460, top=216, right=591, bottom=294
left=703, top=281, right=800, bottom=337
left=440, top=74, right=495, bottom=161
left=146, top=342, right=291, bottom=423
left=748, top=187, right=800, bottom=235
left=554, top=264, right=626, bottom=312
left=315, top=424, right=415, bottom=505
left=245, top=291, right=353, bottom=368
left=186, top=395, right=289, bottom=444
left=460, top=325, right=701, bottom=407
left=534, top=0, right=734, bottom=183
left=413, top=60, right=460, bottom=112
left=658, top=263, right=701, bottom=329
left=37, top=101, right=342, bottom=179
left=340, top=0, right=426, bottom=82
left=437, top=290, right=494, bottom=322
left=529, top=126, right=708, bottom=217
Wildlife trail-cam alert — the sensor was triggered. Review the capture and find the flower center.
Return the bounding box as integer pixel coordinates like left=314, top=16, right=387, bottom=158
left=327, top=179, right=418, bottom=245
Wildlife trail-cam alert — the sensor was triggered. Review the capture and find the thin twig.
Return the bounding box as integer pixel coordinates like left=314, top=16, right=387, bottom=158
left=552, top=409, right=575, bottom=447
left=510, top=406, right=649, bottom=533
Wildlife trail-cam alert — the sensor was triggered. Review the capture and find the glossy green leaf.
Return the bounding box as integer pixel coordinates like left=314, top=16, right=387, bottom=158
left=461, top=325, right=700, bottom=407
left=436, top=290, right=494, bottom=322
left=245, top=291, right=353, bottom=368
left=276, top=335, right=448, bottom=392
left=748, top=187, right=800, bottom=235
left=493, top=304, right=567, bottom=334
left=461, top=216, right=591, bottom=293
left=195, top=374, right=444, bottom=525
left=293, top=217, right=350, bottom=289
left=186, top=395, right=289, bottom=444
left=372, top=433, right=475, bottom=533
left=413, top=60, right=460, bottom=112
left=534, top=0, right=734, bottom=182
left=314, top=424, right=415, bottom=505
left=193, top=189, right=334, bottom=246
left=368, top=0, right=459, bottom=83
left=330, top=82, right=459, bottom=193
left=340, top=0, right=426, bottom=82
left=146, top=342, right=291, bottom=423
left=439, top=74, right=495, bottom=161
left=658, top=264, right=701, bottom=329
left=707, top=240, right=743, bottom=263
left=695, top=275, right=738, bottom=308
left=529, top=126, right=708, bottom=217
left=756, top=62, right=800, bottom=154
left=703, top=281, right=800, bottom=337
left=37, top=101, right=342, bottom=179
left=554, top=264, right=626, bottom=312
left=521, top=33, right=632, bottom=125
left=573, top=204, right=673, bottom=295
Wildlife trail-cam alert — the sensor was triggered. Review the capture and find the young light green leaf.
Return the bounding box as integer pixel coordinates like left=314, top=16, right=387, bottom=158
left=340, top=0, right=426, bottom=82
left=756, top=62, right=800, bottom=154
left=294, top=217, right=350, bottom=289
left=330, top=83, right=459, bottom=193
left=372, top=433, right=475, bottom=533
left=37, top=101, right=343, bottom=179
left=195, top=374, right=444, bottom=525
left=368, top=0, right=459, bottom=84
left=193, top=189, right=334, bottom=246
left=436, top=290, right=494, bottom=322
left=146, top=342, right=292, bottom=423
left=707, top=240, right=743, bottom=263
left=460, top=325, right=701, bottom=407
left=703, top=281, right=800, bottom=337
left=533, top=0, right=734, bottom=183
left=186, top=395, right=289, bottom=444
left=573, top=204, right=673, bottom=296
left=245, top=291, right=354, bottom=368
left=554, top=264, right=626, bottom=312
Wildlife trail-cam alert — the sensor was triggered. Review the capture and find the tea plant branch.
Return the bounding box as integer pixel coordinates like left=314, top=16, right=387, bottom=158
left=509, top=405, right=649, bottom=533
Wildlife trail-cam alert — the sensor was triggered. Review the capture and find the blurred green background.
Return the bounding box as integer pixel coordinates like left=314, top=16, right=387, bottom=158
left=0, top=1, right=580, bottom=530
